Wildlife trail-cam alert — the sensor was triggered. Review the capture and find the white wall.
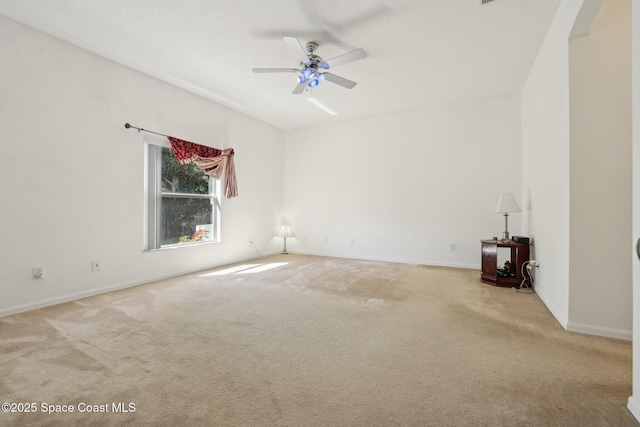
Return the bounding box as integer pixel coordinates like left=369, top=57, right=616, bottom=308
left=283, top=96, right=522, bottom=269
left=568, top=0, right=632, bottom=339
left=628, top=0, right=640, bottom=421
left=521, top=0, right=632, bottom=339
left=0, top=17, right=284, bottom=316
left=521, top=0, right=584, bottom=328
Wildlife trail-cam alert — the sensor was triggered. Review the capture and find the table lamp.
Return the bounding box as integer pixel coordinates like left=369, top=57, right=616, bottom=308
left=276, top=223, right=293, bottom=254
left=495, top=193, right=521, bottom=241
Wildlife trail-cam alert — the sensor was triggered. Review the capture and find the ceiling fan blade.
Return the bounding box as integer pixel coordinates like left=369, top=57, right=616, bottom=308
left=323, top=73, right=357, bottom=89
left=283, top=36, right=311, bottom=65
left=324, top=48, right=367, bottom=68
left=292, top=81, right=308, bottom=95
left=252, top=68, right=299, bottom=73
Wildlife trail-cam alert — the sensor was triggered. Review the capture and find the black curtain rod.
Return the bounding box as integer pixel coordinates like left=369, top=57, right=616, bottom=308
left=124, top=123, right=169, bottom=138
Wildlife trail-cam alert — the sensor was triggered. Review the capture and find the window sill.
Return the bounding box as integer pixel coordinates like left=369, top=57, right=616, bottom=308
left=144, top=240, right=220, bottom=252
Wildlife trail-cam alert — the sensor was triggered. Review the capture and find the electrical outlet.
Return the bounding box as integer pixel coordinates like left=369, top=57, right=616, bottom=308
left=449, top=243, right=456, bottom=251
left=529, top=260, right=540, bottom=267
left=324, top=236, right=329, bottom=243
left=92, top=260, right=101, bottom=272
left=33, top=266, right=45, bottom=279
left=351, top=238, right=356, bottom=246
left=248, top=237, right=254, bottom=244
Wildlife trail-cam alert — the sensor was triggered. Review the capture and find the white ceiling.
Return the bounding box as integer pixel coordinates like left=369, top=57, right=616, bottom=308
left=0, top=0, right=561, bottom=130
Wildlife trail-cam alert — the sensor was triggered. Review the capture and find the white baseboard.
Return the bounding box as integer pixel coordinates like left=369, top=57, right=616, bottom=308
left=627, top=396, right=640, bottom=422
left=533, top=287, right=632, bottom=341
left=566, top=321, right=632, bottom=341
left=0, top=252, right=282, bottom=319
left=525, top=286, right=569, bottom=328
left=0, top=273, right=186, bottom=318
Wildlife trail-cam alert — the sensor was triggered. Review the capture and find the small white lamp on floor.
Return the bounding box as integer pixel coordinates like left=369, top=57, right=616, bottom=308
left=495, top=193, right=521, bottom=241
left=276, top=223, right=293, bottom=254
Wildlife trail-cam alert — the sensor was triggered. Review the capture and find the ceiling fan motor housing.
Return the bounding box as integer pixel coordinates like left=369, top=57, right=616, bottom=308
left=303, top=56, right=323, bottom=69
left=305, top=41, right=318, bottom=54
left=304, top=42, right=327, bottom=69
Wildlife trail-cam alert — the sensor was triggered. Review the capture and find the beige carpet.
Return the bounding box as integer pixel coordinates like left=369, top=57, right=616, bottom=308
left=1, top=254, right=635, bottom=426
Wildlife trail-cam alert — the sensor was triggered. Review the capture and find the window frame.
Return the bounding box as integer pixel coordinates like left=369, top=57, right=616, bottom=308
left=144, top=137, right=221, bottom=251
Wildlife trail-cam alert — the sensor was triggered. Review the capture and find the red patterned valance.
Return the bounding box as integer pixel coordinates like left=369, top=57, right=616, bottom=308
left=168, top=136, right=238, bottom=198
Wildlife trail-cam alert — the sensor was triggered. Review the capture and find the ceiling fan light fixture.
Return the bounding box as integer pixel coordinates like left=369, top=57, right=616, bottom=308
left=252, top=37, right=365, bottom=94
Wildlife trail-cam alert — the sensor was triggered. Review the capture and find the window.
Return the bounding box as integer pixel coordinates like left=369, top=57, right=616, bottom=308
left=146, top=141, right=220, bottom=250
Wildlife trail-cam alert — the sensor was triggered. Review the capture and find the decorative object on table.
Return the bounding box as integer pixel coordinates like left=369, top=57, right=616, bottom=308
left=494, top=193, right=521, bottom=242
left=276, top=223, right=294, bottom=254
left=512, top=236, right=530, bottom=244
left=497, top=260, right=514, bottom=278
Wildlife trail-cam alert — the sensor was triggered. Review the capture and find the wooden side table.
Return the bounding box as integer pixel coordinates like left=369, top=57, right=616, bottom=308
left=481, top=240, right=530, bottom=287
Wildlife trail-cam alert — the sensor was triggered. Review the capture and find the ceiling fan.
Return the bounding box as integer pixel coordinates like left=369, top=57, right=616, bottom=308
left=252, top=37, right=367, bottom=94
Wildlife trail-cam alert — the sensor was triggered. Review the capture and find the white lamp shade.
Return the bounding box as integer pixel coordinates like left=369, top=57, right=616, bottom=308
left=276, top=224, right=294, bottom=238
left=494, top=193, right=521, bottom=214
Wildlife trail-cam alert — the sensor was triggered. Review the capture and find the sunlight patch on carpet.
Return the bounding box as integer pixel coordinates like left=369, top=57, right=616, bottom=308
left=200, top=262, right=289, bottom=276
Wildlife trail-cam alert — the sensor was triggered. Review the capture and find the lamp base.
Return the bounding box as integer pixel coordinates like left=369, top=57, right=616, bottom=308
left=281, top=249, right=289, bottom=255
left=502, top=213, right=510, bottom=242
